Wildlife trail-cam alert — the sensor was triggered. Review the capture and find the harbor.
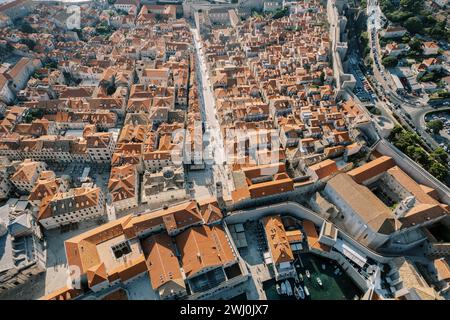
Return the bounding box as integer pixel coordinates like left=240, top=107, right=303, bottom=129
left=263, top=253, right=363, bottom=300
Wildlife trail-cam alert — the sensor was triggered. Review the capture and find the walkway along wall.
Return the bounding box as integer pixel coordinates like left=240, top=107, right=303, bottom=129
left=225, top=201, right=392, bottom=264
left=227, top=183, right=317, bottom=212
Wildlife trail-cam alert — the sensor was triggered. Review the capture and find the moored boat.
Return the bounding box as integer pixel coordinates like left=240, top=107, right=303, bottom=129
left=316, top=277, right=323, bottom=286
left=276, top=283, right=281, bottom=295
left=295, top=285, right=305, bottom=299
left=281, top=282, right=287, bottom=295
left=285, top=280, right=293, bottom=296
left=294, top=286, right=300, bottom=300
left=304, top=286, right=310, bottom=297
left=305, top=270, right=311, bottom=278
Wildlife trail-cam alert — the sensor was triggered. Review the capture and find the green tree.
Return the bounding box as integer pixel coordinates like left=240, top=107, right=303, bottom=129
left=382, top=56, right=398, bottom=68
left=24, top=109, right=44, bottom=123
left=400, top=0, right=423, bottom=11
left=273, top=8, right=288, bottom=19
left=19, top=21, right=35, bottom=34
left=380, top=0, right=394, bottom=12
left=404, top=17, right=422, bottom=34
left=408, top=37, right=423, bottom=52
left=391, top=128, right=422, bottom=153
left=407, top=145, right=429, bottom=166
left=428, top=162, right=448, bottom=182
left=360, top=31, right=369, bottom=43
left=438, top=91, right=450, bottom=99
left=390, top=125, right=404, bottom=137
left=424, top=14, right=437, bottom=27
left=427, top=119, right=444, bottom=134
left=418, top=72, right=436, bottom=83
left=431, top=147, right=448, bottom=164
left=19, top=38, right=35, bottom=50
left=429, top=21, right=447, bottom=40
left=96, top=21, right=113, bottom=36
left=43, top=58, right=58, bottom=70
left=0, top=42, right=15, bottom=61
left=401, top=36, right=411, bottom=43
left=387, top=11, right=412, bottom=23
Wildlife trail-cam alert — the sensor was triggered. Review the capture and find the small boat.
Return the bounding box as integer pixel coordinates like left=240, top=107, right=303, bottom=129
left=294, top=287, right=300, bottom=300
left=305, top=270, right=311, bottom=278
left=304, top=286, right=310, bottom=296
left=276, top=283, right=281, bottom=295
left=294, top=285, right=305, bottom=300
left=285, top=280, right=293, bottom=296
left=321, top=264, right=326, bottom=270
left=316, top=277, right=323, bottom=287
left=298, top=285, right=306, bottom=299
left=281, top=282, right=287, bottom=295
left=298, top=273, right=304, bottom=282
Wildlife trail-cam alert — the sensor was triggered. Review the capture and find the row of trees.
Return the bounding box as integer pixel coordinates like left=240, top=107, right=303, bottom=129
left=389, top=125, right=449, bottom=182
left=429, top=90, right=450, bottom=101
left=417, top=70, right=447, bottom=83
left=360, top=31, right=369, bottom=55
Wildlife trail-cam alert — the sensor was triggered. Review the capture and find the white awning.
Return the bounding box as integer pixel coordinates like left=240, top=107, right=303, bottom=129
left=334, top=239, right=367, bottom=268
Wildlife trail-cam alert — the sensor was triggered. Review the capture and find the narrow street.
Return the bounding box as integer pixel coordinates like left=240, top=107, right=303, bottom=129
left=190, top=27, right=233, bottom=199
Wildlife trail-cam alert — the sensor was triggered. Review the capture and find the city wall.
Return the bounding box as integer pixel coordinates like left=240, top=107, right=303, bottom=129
left=226, top=201, right=392, bottom=264
left=326, top=0, right=356, bottom=96
left=375, top=139, right=450, bottom=205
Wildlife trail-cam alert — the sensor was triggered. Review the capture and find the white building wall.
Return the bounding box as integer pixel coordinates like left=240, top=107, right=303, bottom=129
left=40, top=191, right=105, bottom=229
left=323, top=184, right=390, bottom=249
left=0, top=84, right=15, bottom=104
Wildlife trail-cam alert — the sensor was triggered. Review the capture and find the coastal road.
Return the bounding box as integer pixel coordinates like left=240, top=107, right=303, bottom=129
left=365, top=0, right=443, bottom=150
